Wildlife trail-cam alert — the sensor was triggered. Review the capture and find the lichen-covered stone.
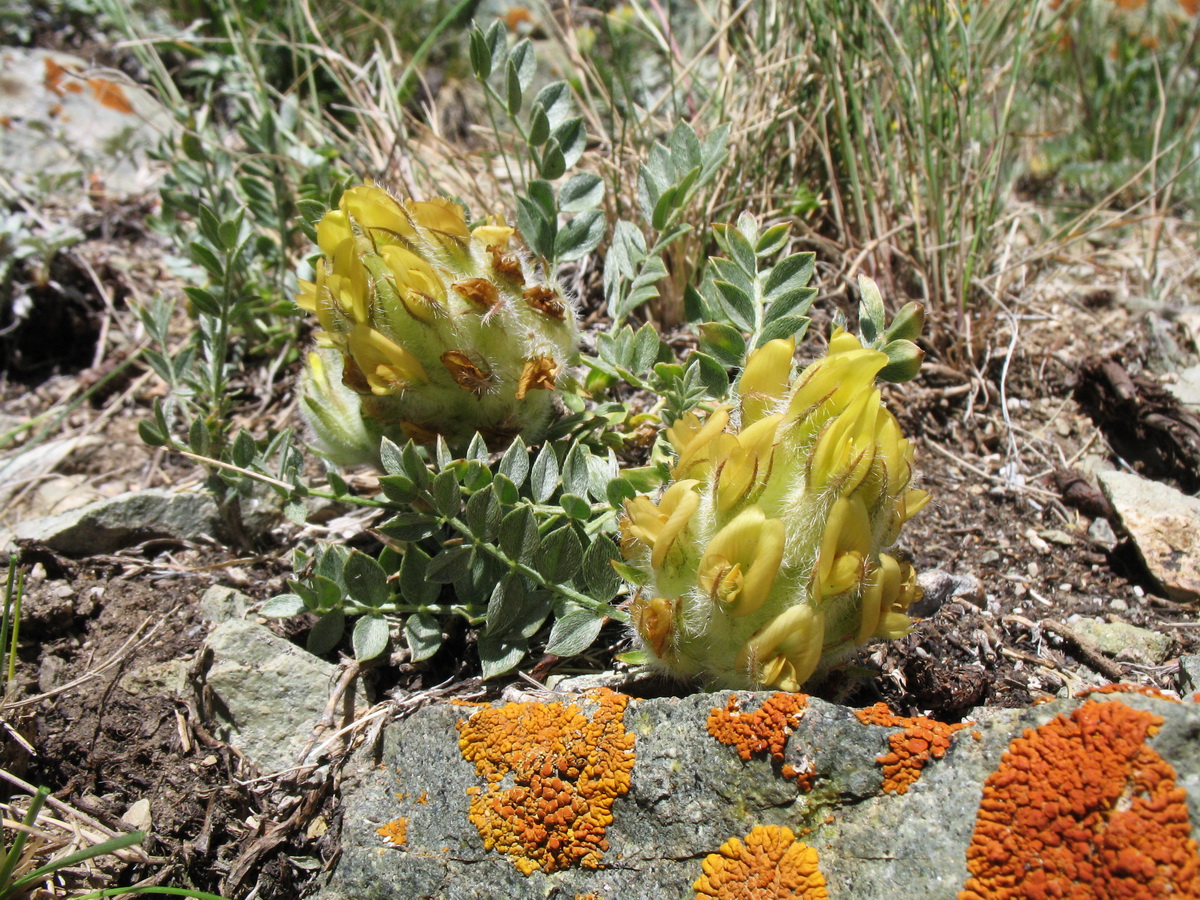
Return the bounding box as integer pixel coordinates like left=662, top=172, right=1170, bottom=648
left=321, top=691, right=1200, bottom=900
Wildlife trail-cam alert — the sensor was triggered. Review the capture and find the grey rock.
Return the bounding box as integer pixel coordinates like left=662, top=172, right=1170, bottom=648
left=321, top=691, right=1200, bottom=900
left=120, top=659, right=188, bottom=698
left=203, top=619, right=351, bottom=774
left=1168, top=365, right=1200, bottom=412
left=199, top=585, right=251, bottom=625
left=1179, top=655, right=1200, bottom=696
left=1099, top=470, right=1200, bottom=602
left=1088, top=516, right=1118, bottom=551
left=0, top=436, right=100, bottom=510
left=1070, top=618, right=1172, bottom=665
left=12, top=489, right=222, bottom=555
left=0, top=48, right=173, bottom=197
left=911, top=569, right=983, bottom=616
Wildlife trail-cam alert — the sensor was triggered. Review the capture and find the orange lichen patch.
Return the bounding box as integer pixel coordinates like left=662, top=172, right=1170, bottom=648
left=708, top=692, right=808, bottom=765
left=574, top=895, right=606, bottom=900
left=456, top=688, right=635, bottom=876
left=416, top=790, right=428, bottom=805
left=694, top=824, right=829, bottom=900
left=1076, top=683, right=1181, bottom=702
left=87, top=78, right=133, bottom=114
left=780, top=760, right=816, bottom=793
left=376, top=818, right=408, bottom=846
left=43, top=57, right=77, bottom=96
left=959, top=699, right=1200, bottom=899
left=505, top=6, right=534, bottom=30
left=855, top=702, right=970, bottom=795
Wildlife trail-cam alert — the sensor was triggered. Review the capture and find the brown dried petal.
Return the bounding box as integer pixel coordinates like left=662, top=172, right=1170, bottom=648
left=516, top=356, right=559, bottom=400
left=442, top=350, right=497, bottom=396
left=453, top=278, right=502, bottom=312
left=488, top=245, right=525, bottom=284
left=523, top=285, right=566, bottom=321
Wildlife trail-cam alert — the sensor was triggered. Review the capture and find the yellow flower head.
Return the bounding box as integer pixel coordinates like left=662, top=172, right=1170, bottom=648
left=621, top=327, right=925, bottom=690
left=297, top=183, right=579, bottom=460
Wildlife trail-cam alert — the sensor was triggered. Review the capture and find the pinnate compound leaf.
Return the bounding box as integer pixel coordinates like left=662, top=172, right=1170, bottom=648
left=499, top=506, right=539, bottom=563
left=400, top=545, right=440, bottom=606
left=427, top=545, right=473, bottom=583
left=477, top=631, right=528, bottom=680
left=545, top=606, right=604, bottom=658
left=261, top=594, right=305, bottom=618
left=352, top=615, right=390, bottom=661
left=343, top=551, right=390, bottom=608
left=582, top=534, right=622, bottom=601
left=307, top=608, right=345, bottom=655
left=404, top=612, right=442, bottom=661
left=558, top=173, right=604, bottom=213
left=531, top=443, right=560, bottom=503
left=485, top=573, right=526, bottom=637
left=536, top=526, right=583, bottom=584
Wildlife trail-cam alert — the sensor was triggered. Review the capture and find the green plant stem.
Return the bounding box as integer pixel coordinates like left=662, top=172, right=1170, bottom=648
left=0, top=559, right=16, bottom=693
left=0, top=786, right=50, bottom=895
left=6, top=565, right=21, bottom=687
left=13, top=830, right=145, bottom=895
left=448, top=515, right=629, bottom=623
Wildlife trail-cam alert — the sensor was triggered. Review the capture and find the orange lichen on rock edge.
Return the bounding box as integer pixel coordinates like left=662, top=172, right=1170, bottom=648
left=1076, top=683, right=1181, bottom=702
left=456, top=688, right=635, bottom=876
left=707, top=693, right=811, bottom=788
left=855, top=702, right=970, bottom=795
left=376, top=818, right=408, bottom=846
left=959, top=699, right=1200, bottom=899
left=694, top=824, right=829, bottom=899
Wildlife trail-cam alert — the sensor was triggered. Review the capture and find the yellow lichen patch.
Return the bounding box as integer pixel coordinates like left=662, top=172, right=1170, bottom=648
left=377, top=818, right=408, bottom=846
left=694, top=824, right=829, bottom=899
left=959, top=699, right=1200, bottom=899
left=456, top=688, right=635, bottom=876
left=855, top=702, right=970, bottom=795
left=707, top=693, right=811, bottom=789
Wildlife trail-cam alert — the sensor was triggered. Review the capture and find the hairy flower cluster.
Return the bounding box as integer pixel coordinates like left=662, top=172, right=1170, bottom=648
left=621, top=330, right=928, bottom=690
left=298, top=184, right=578, bottom=464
